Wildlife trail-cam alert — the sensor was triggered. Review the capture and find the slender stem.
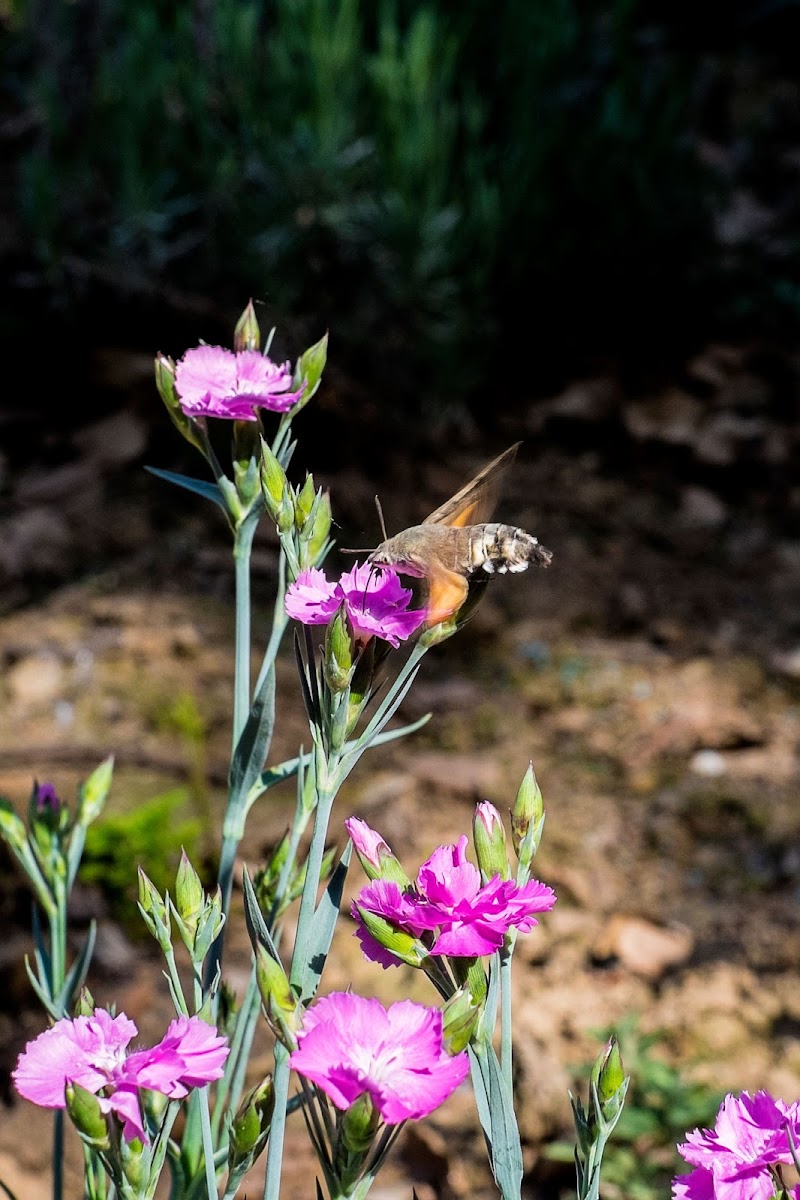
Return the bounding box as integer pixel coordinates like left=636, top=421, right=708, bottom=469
left=232, top=520, right=256, bottom=755
left=211, top=967, right=260, bottom=1141
left=197, top=1087, right=219, bottom=1200
left=499, top=943, right=513, bottom=1087
left=52, top=1110, right=63, bottom=1200
left=262, top=1041, right=291, bottom=1200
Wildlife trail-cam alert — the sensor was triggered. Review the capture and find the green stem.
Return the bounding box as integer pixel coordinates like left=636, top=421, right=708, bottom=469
left=52, top=1110, right=63, bottom=1200
left=211, top=967, right=260, bottom=1141
left=262, top=1041, right=291, bottom=1200
left=197, top=1088, right=218, bottom=1200
left=499, top=943, right=513, bottom=1088
left=232, top=520, right=256, bottom=756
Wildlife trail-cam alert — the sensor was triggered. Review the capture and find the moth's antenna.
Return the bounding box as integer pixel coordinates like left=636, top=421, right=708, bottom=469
left=374, top=496, right=388, bottom=543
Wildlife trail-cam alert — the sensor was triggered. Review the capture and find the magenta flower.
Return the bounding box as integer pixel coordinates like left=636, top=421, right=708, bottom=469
left=285, top=563, right=426, bottom=648
left=13, top=1009, right=229, bottom=1143
left=353, top=832, right=556, bottom=966
left=290, top=992, right=468, bottom=1123
left=673, top=1091, right=800, bottom=1200
left=33, top=781, right=61, bottom=813
left=174, top=345, right=304, bottom=420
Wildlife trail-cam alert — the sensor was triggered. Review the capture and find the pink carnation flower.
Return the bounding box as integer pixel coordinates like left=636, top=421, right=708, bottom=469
left=285, top=563, right=426, bottom=648
left=353, top=830, right=556, bottom=965
left=13, top=1009, right=229, bottom=1143
left=673, top=1091, right=800, bottom=1200
left=290, top=992, right=468, bottom=1123
left=174, top=345, right=304, bottom=420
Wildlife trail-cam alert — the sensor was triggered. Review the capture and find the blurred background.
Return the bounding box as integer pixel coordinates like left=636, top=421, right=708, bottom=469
left=2, top=2, right=800, bottom=1197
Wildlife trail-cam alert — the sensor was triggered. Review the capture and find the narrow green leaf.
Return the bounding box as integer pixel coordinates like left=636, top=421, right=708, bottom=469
left=229, top=664, right=276, bottom=811
left=468, top=1040, right=523, bottom=1199
left=145, top=466, right=226, bottom=510
left=296, top=843, right=352, bottom=1004
left=242, top=868, right=280, bottom=959
left=57, top=922, right=96, bottom=1013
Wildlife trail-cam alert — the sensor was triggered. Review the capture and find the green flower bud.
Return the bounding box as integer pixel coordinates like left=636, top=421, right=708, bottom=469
left=0, top=797, right=28, bottom=854
left=137, top=868, right=171, bottom=949
left=294, top=475, right=316, bottom=529
left=355, top=906, right=429, bottom=968
left=77, top=757, right=114, bottom=828
left=259, top=439, right=289, bottom=521
left=441, top=987, right=483, bottom=1055
left=65, top=1082, right=110, bottom=1150
left=228, top=1076, right=274, bottom=1165
left=120, top=1135, right=148, bottom=1189
left=511, top=762, right=544, bottom=863
left=74, top=987, right=95, bottom=1017
left=473, top=801, right=510, bottom=881
left=291, top=332, right=328, bottom=414
left=254, top=945, right=299, bottom=1046
left=307, top=490, right=332, bottom=562
left=341, top=1093, right=378, bottom=1155
left=154, top=353, right=208, bottom=457
left=192, top=889, right=225, bottom=963
left=175, top=850, right=204, bottom=934
left=418, top=617, right=459, bottom=648
left=592, top=1037, right=626, bottom=1110
left=324, top=605, right=354, bottom=693
left=234, top=299, right=261, bottom=352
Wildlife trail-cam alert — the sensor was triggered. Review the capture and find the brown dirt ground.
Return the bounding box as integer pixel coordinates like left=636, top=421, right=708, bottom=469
left=2, top=414, right=800, bottom=1198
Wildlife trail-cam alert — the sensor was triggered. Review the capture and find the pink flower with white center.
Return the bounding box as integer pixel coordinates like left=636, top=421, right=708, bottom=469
left=290, top=993, right=468, bottom=1123
left=174, top=344, right=304, bottom=420
left=353, top=833, right=556, bottom=966
left=13, top=1009, right=229, bottom=1143
left=285, top=563, right=426, bottom=648
left=673, top=1092, right=800, bottom=1200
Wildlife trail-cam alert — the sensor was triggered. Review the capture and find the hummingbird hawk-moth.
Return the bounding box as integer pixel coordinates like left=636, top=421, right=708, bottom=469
left=363, top=443, right=552, bottom=626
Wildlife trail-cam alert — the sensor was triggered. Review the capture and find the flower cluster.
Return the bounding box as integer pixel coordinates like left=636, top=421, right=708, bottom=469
left=14, top=1008, right=229, bottom=1143
left=349, top=821, right=556, bottom=966
left=174, top=344, right=304, bottom=420
left=285, top=563, right=426, bottom=648
left=674, top=1091, right=800, bottom=1200
left=290, top=992, right=468, bottom=1124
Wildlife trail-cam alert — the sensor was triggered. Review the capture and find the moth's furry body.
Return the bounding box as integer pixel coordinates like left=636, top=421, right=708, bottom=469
left=363, top=444, right=553, bottom=626
left=370, top=523, right=552, bottom=579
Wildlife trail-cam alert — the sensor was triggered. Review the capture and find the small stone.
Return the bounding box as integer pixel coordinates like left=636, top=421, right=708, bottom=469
left=7, top=653, right=64, bottom=705
left=690, top=749, right=727, bottom=777
left=593, top=915, right=694, bottom=980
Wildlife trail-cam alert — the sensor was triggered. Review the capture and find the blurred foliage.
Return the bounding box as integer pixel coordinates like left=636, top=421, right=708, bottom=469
left=548, top=1016, right=723, bottom=1200
left=2, top=0, right=798, bottom=412
left=81, top=788, right=201, bottom=929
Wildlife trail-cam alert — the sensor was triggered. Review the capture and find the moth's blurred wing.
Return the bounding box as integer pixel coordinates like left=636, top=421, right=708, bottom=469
left=422, top=443, right=521, bottom=528
left=425, top=566, right=469, bottom=626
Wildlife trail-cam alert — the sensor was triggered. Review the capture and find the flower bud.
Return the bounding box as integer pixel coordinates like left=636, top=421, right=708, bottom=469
left=77, top=757, right=114, bottom=828
left=324, top=605, right=354, bottom=693
left=307, top=490, right=332, bottom=562
left=175, top=850, right=204, bottom=935
left=294, top=474, right=316, bottom=529
left=137, top=868, right=171, bottom=949
left=154, top=352, right=208, bottom=457
left=228, top=1076, right=274, bottom=1166
left=0, top=797, right=28, bottom=853
left=355, top=906, right=429, bottom=968
left=441, top=987, right=483, bottom=1055
left=254, top=945, right=299, bottom=1047
left=31, top=781, right=67, bottom=829
left=473, top=801, right=510, bottom=881
left=341, top=1092, right=379, bottom=1155
left=120, top=1134, right=148, bottom=1189
left=345, top=818, right=410, bottom=887
left=65, top=1082, right=110, bottom=1150
left=291, top=332, right=328, bottom=414
left=259, top=439, right=289, bottom=522
left=511, top=762, right=544, bottom=864
left=418, top=616, right=459, bottom=648
left=234, top=299, right=261, bottom=352
left=192, top=889, right=226, bottom=964
left=592, top=1037, right=626, bottom=1112
left=74, top=987, right=95, bottom=1017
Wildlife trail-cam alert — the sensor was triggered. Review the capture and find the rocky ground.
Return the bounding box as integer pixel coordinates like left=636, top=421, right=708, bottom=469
left=2, top=339, right=800, bottom=1198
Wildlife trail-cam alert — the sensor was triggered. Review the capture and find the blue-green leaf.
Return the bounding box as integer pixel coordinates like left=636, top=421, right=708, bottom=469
left=296, top=843, right=352, bottom=1003
left=145, top=466, right=225, bottom=510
